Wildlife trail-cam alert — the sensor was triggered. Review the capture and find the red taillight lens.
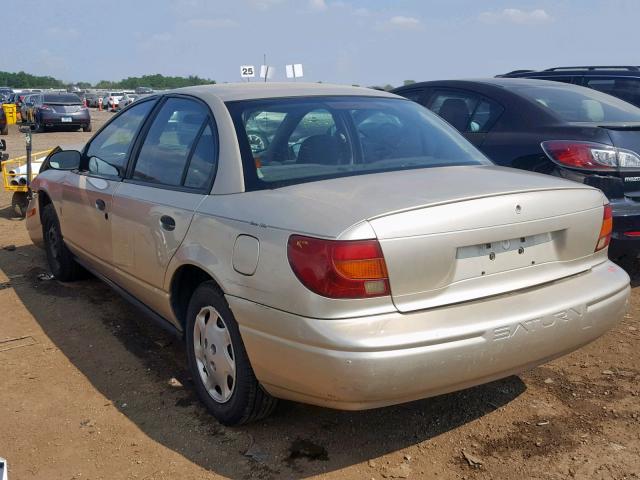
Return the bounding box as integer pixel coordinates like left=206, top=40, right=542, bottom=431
left=287, top=235, right=390, bottom=299
left=595, top=204, right=613, bottom=252
left=541, top=140, right=617, bottom=170
left=40, top=104, right=52, bottom=110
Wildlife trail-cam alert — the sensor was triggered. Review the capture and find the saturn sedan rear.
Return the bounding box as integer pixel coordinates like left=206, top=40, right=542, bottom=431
left=26, top=83, right=629, bottom=425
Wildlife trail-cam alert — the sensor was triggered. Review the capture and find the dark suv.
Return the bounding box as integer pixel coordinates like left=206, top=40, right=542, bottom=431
left=499, top=66, right=640, bottom=108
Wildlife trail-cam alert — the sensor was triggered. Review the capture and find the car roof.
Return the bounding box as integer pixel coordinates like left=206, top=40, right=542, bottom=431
left=499, top=66, right=640, bottom=77
left=169, top=82, right=398, bottom=102
left=393, top=77, right=579, bottom=91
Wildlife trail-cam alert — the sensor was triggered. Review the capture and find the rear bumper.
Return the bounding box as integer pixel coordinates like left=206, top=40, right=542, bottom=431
left=229, top=261, right=629, bottom=410
left=610, top=198, right=640, bottom=257
left=40, top=112, right=90, bottom=127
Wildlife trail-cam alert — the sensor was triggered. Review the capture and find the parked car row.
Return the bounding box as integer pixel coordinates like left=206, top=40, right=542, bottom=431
left=27, top=81, right=631, bottom=426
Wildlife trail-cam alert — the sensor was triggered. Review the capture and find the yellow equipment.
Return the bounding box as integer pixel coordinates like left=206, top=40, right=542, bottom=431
left=2, top=103, right=17, bottom=125
left=1, top=149, right=52, bottom=216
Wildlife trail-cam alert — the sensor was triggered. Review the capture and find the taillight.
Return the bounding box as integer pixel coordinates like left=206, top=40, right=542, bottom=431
left=542, top=140, right=640, bottom=170
left=287, top=235, right=390, bottom=299
left=40, top=104, right=52, bottom=110
left=595, top=204, right=613, bottom=252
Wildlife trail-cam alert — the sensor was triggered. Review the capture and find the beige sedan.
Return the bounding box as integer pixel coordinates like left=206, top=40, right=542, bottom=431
left=26, top=83, right=629, bottom=425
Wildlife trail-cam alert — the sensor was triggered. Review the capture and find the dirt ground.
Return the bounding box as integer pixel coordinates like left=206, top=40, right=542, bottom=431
left=0, top=113, right=639, bottom=480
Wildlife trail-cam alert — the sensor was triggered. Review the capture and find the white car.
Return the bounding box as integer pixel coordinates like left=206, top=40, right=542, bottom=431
left=102, top=91, right=124, bottom=111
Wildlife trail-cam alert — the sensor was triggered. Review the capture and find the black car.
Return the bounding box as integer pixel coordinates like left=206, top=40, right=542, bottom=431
left=498, top=66, right=640, bottom=108
left=30, top=93, right=92, bottom=132
left=0, top=106, right=7, bottom=135
left=393, top=78, right=640, bottom=262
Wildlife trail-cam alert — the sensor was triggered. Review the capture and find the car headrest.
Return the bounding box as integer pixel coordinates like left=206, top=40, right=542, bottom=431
left=297, top=135, right=344, bottom=165
left=439, top=98, right=470, bottom=131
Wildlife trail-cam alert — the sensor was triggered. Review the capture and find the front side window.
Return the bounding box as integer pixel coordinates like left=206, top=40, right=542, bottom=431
left=227, top=96, right=490, bottom=190
left=85, top=99, right=155, bottom=178
left=515, top=83, right=640, bottom=122
left=132, top=97, right=214, bottom=188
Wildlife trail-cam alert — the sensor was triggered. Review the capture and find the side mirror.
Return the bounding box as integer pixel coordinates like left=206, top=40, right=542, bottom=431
left=49, top=150, right=81, bottom=170
left=0, top=139, right=5, bottom=151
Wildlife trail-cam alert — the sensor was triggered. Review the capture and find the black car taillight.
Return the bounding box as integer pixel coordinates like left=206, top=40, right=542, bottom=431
left=542, top=140, right=640, bottom=170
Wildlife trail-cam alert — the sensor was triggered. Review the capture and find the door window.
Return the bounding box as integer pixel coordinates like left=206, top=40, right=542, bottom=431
left=85, top=99, right=155, bottom=178
left=132, top=97, right=214, bottom=188
left=429, top=90, right=502, bottom=133
left=429, top=91, right=479, bottom=132
left=584, top=77, right=640, bottom=107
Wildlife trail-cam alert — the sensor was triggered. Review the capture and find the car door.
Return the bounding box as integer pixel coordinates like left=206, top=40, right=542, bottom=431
left=109, top=96, right=218, bottom=314
left=425, top=89, right=503, bottom=147
left=60, top=99, right=156, bottom=277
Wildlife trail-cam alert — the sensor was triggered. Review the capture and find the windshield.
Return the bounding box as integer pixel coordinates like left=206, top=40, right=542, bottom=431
left=44, top=93, right=82, bottom=104
left=515, top=84, right=640, bottom=123
left=227, top=96, right=490, bottom=189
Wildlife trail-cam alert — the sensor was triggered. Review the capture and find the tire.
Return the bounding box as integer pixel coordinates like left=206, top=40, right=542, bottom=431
left=42, top=204, right=82, bottom=281
left=34, top=116, right=45, bottom=133
left=83, top=123, right=92, bottom=132
left=11, top=192, right=28, bottom=217
left=185, top=281, right=277, bottom=425
left=0, top=125, right=7, bottom=135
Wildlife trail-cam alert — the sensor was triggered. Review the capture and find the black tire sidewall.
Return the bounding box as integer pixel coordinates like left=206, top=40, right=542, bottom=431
left=41, top=204, right=77, bottom=281
left=185, top=282, right=259, bottom=425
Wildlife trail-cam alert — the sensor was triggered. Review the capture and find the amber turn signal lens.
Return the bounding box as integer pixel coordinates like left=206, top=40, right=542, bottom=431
left=334, top=258, right=388, bottom=279
left=595, top=204, right=613, bottom=252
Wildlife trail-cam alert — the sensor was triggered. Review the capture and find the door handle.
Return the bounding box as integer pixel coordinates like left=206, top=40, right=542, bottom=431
left=160, top=215, right=176, bottom=231
left=95, top=198, right=106, bottom=211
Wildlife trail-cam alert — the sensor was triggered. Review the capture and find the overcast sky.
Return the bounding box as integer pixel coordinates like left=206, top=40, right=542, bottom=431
left=2, top=0, right=639, bottom=86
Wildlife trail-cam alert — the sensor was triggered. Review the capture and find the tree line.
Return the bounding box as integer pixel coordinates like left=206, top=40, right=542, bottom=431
left=0, top=71, right=215, bottom=89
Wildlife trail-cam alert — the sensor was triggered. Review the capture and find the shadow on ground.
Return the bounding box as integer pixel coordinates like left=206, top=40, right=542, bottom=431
left=0, top=243, right=529, bottom=479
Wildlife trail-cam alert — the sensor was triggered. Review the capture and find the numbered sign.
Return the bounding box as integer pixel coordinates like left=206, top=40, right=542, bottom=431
left=240, top=65, right=256, bottom=78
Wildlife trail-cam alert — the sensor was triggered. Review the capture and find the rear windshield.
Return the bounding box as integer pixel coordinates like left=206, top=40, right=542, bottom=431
left=514, top=84, right=640, bottom=122
left=227, top=96, right=490, bottom=190
left=44, top=93, right=82, bottom=104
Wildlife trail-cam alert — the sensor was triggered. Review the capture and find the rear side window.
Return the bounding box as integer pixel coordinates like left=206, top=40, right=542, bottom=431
left=529, top=76, right=574, bottom=84
left=44, top=94, right=81, bottom=104
left=398, top=89, right=426, bottom=103
left=584, top=77, right=640, bottom=107
left=428, top=90, right=502, bottom=133
left=132, top=97, right=215, bottom=189
left=515, top=84, right=640, bottom=122
left=86, top=99, right=155, bottom=178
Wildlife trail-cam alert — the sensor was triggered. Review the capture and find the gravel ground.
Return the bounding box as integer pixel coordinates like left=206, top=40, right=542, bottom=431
left=0, top=115, right=639, bottom=480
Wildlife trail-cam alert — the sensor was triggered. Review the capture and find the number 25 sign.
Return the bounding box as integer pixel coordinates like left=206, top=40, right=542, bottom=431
left=240, top=65, right=255, bottom=78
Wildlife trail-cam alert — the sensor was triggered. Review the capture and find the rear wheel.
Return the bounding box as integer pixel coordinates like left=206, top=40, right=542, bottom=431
left=185, top=281, right=277, bottom=425
left=34, top=116, right=45, bottom=133
left=0, top=125, right=7, bottom=135
left=83, top=123, right=92, bottom=132
left=42, top=204, right=82, bottom=281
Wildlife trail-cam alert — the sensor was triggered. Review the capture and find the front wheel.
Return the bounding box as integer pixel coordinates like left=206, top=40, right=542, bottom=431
left=82, top=124, right=92, bottom=132
left=42, top=204, right=82, bottom=281
left=186, top=282, right=277, bottom=425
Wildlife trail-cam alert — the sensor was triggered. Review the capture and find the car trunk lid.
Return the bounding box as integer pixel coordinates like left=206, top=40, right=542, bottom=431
left=48, top=103, right=83, bottom=113
left=368, top=187, right=605, bottom=313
